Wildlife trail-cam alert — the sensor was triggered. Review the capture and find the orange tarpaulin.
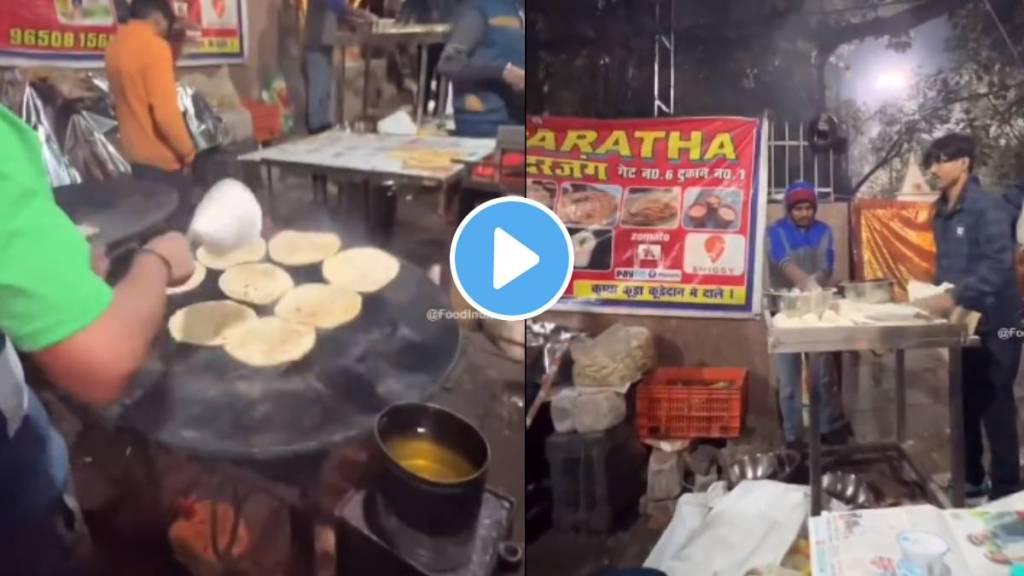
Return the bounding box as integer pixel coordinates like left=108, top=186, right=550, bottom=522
left=852, top=199, right=936, bottom=301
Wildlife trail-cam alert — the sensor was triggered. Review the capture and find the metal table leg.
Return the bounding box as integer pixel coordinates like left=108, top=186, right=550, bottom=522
left=896, top=349, right=906, bottom=444
left=415, top=44, right=429, bottom=126
left=264, top=163, right=276, bottom=219
left=339, top=49, right=347, bottom=129
left=949, top=345, right=965, bottom=507
left=362, top=43, right=372, bottom=118
left=290, top=491, right=317, bottom=576
left=808, top=352, right=823, bottom=516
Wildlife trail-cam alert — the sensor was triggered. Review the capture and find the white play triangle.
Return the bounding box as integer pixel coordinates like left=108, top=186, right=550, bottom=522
left=493, top=227, right=540, bottom=290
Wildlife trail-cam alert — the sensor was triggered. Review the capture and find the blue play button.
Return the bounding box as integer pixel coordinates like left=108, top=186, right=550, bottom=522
left=450, top=197, right=573, bottom=320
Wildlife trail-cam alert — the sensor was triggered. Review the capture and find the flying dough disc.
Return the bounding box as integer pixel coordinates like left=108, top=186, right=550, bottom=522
left=268, top=230, right=342, bottom=267
left=168, top=300, right=258, bottom=346
left=196, top=239, right=267, bottom=271
left=218, top=263, right=294, bottom=305
left=321, top=247, right=401, bottom=293
left=274, top=283, right=363, bottom=330
left=167, top=263, right=208, bottom=295
left=222, top=317, right=317, bottom=367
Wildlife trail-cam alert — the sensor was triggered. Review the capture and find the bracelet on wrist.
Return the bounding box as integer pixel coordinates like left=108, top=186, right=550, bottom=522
left=137, top=247, right=173, bottom=281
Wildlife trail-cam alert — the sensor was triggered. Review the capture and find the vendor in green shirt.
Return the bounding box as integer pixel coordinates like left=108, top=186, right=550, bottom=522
left=0, top=105, right=194, bottom=574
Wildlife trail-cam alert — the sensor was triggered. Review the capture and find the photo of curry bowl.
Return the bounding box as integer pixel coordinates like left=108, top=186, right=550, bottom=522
left=682, top=187, right=743, bottom=231
left=621, top=186, right=681, bottom=228
left=527, top=179, right=557, bottom=209
left=557, top=183, right=622, bottom=228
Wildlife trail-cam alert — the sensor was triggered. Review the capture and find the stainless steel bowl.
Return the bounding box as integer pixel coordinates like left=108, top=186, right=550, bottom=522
left=766, top=289, right=835, bottom=317
left=726, top=450, right=802, bottom=488
left=822, top=471, right=876, bottom=508
left=840, top=279, right=894, bottom=304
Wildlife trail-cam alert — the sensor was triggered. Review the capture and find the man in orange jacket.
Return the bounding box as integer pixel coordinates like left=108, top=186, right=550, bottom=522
left=106, top=0, right=196, bottom=206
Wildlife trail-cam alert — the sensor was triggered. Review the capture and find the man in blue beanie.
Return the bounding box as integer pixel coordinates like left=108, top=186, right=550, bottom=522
left=767, top=181, right=847, bottom=449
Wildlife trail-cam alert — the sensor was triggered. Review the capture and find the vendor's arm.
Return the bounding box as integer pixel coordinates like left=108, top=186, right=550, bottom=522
left=0, top=109, right=193, bottom=407
left=438, top=5, right=518, bottom=84
left=145, top=39, right=196, bottom=166
left=768, top=224, right=813, bottom=289
left=328, top=0, right=376, bottom=22
left=812, top=225, right=835, bottom=287
left=952, top=200, right=1015, bottom=313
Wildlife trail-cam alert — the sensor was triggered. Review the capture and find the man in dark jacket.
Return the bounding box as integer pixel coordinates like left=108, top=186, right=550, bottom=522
left=437, top=0, right=524, bottom=137
left=919, top=133, right=1022, bottom=501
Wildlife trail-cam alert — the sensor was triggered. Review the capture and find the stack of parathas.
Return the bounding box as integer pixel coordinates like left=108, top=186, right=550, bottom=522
left=166, top=230, right=401, bottom=368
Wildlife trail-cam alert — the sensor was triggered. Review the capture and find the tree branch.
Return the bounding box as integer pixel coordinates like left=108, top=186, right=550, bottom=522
left=814, top=0, right=968, bottom=54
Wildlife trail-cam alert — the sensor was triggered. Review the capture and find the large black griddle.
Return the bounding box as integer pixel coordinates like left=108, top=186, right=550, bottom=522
left=54, top=177, right=179, bottom=247
left=108, top=245, right=460, bottom=462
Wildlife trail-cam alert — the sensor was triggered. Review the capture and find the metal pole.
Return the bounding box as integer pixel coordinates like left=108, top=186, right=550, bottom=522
left=896, top=349, right=906, bottom=444
left=949, top=345, right=965, bottom=507
left=415, top=44, right=429, bottom=126
left=808, top=352, right=823, bottom=515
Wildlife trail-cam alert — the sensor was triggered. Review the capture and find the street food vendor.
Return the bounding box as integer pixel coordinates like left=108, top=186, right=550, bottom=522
left=106, top=0, right=196, bottom=200
left=304, top=0, right=377, bottom=134
left=766, top=181, right=847, bottom=449
left=918, top=133, right=1022, bottom=501
left=437, top=0, right=525, bottom=138
left=0, top=106, right=195, bottom=573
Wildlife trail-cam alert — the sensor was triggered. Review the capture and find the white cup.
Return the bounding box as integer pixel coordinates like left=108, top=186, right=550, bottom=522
left=897, top=531, right=949, bottom=576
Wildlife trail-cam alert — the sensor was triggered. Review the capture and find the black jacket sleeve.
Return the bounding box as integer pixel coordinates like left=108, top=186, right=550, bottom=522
left=954, top=198, right=1016, bottom=313
left=437, top=5, right=508, bottom=82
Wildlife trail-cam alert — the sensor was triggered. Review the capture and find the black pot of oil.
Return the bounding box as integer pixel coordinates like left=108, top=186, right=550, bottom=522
left=372, top=402, right=490, bottom=540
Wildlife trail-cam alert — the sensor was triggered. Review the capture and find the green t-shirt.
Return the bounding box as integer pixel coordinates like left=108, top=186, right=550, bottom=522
left=0, top=106, right=113, bottom=352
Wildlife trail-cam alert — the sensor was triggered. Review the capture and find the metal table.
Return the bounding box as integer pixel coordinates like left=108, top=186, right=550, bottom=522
left=336, top=24, right=451, bottom=125
left=238, top=131, right=495, bottom=243
left=767, top=318, right=976, bottom=515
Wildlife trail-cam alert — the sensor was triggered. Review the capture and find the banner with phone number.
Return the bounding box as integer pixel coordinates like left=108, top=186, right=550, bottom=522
left=527, top=115, right=769, bottom=318
left=0, top=0, right=247, bottom=68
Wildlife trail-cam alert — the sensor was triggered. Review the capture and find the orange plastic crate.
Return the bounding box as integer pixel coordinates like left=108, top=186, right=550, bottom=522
left=635, top=367, right=747, bottom=440
left=242, top=100, right=283, bottom=143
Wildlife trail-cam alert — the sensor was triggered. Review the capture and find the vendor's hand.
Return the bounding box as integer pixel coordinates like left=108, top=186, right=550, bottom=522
left=914, top=293, right=956, bottom=317
left=798, top=276, right=821, bottom=292
left=90, top=244, right=110, bottom=279
left=143, top=232, right=195, bottom=286
left=502, top=64, right=525, bottom=93
left=350, top=8, right=378, bottom=23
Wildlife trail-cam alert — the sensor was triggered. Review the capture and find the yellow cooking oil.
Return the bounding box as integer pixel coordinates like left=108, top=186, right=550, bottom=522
left=385, top=435, right=476, bottom=483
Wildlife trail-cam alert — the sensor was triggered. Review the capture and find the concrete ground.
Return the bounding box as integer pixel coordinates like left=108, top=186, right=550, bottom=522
left=38, top=173, right=525, bottom=575
left=526, top=345, right=1024, bottom=576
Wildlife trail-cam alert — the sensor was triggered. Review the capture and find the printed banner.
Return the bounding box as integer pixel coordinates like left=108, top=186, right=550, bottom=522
left=0, top=0, right=247, bottom=68
left=527, top=115, right=768, bottom=317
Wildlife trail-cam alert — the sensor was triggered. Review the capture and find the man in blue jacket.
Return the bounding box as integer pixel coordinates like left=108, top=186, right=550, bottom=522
left=767, top=181, right=846, bottom=449
left=918, top=133, right=1022, bottom=501
left=437, top=0, right=524, bottom=137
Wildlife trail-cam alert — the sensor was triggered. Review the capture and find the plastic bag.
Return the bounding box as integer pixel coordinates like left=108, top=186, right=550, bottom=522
left=260, top=73, right=294, bottom=134
left=64, top=110, right=131, bottom=182
left=21, top=84, right=81, bottom=187
left=178, top=84, right=224, bottom=152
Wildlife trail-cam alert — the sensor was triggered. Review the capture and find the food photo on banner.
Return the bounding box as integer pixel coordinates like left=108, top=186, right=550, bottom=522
left=526, top=116, right=769, bottom=318
left=0, top=0, right=247, bottom=67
